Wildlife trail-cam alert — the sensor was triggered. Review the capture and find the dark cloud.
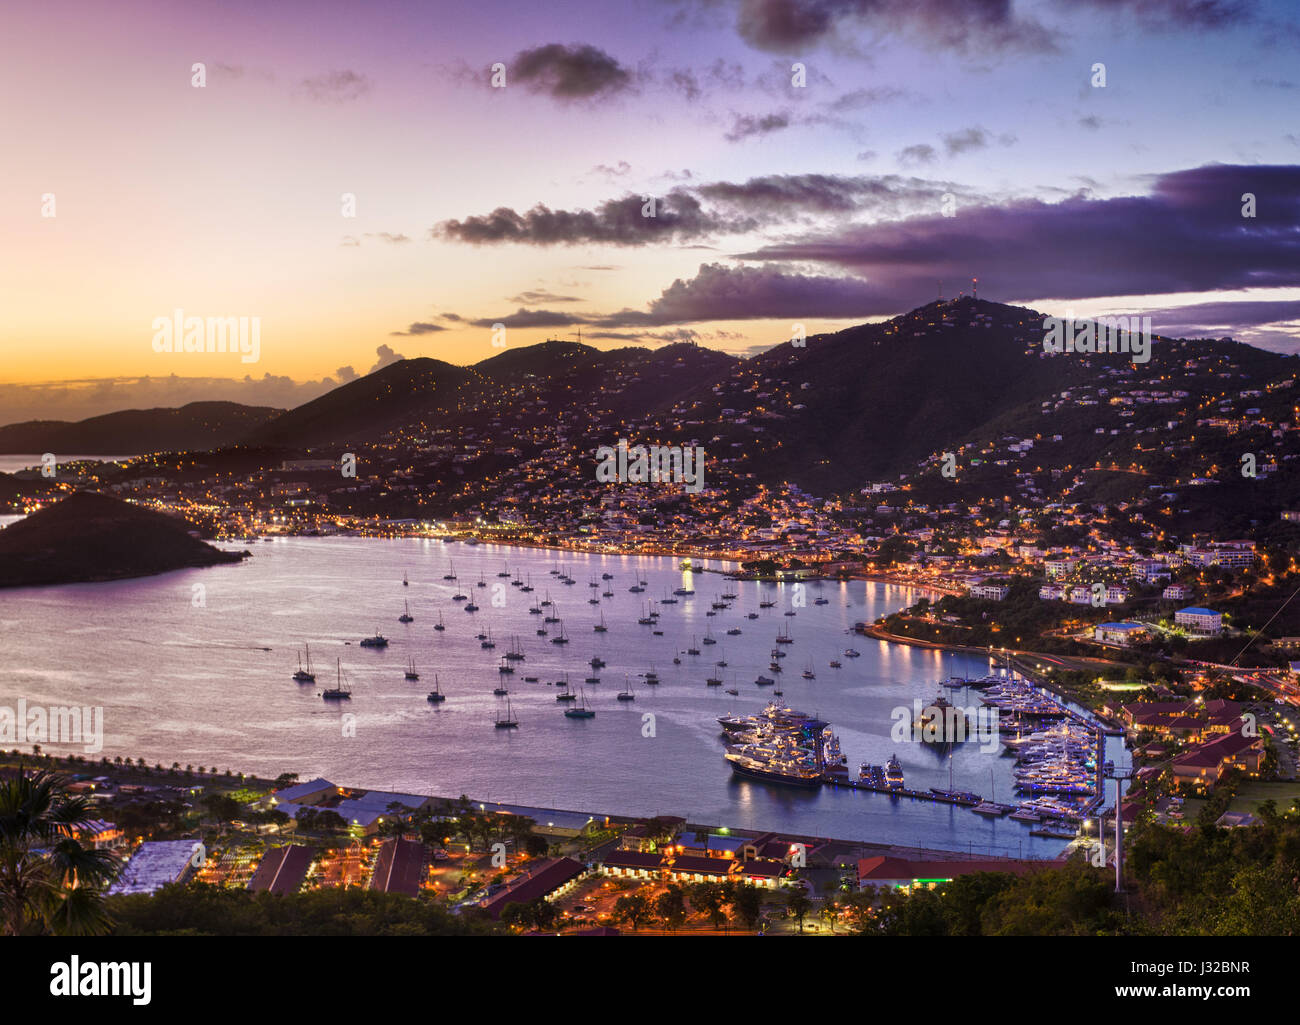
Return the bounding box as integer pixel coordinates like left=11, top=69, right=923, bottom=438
left=897, top=143, right=937, bottom=165
left=468, top=309, right=583, bottom=329
left=436, top=172, right=969, bottom=246
left=1078, top=115, right=1103, bottom=130
left=666, top=58, right=747, bottom=100
left=583, top=328, right=704, bottom=344
left=590, top=160, right=632, bottom=178
left=507, top=290, right=585, bottom=304
left=510, top=44, right=632, bottom=99
left=724, top=111, right=792, bottom=141
left=728, top=0, right=1059, bottom=55
left=435, top=189, right=757, bottom=246
left=942, top=126, right=991, bottom=154
left=826, top=86, right=908, bottom=111
left=390, top=322, right=446, bottom=336
left=300, top=69, right=371, bottom=103
left=335, top=366, right=358, bottom=383
left=735, top=163, right=1300, bottom=303
left=637, top=261, right=889, bottom=321
left=1067, top=0, right=1254, bottom=31
left=1145, top=298, right=1300, bottom=334
left=695, top=172, right=962, bottom=215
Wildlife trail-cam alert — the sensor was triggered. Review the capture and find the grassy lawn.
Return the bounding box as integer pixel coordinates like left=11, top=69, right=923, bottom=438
left=1228, top=780, right=1300, bottom=815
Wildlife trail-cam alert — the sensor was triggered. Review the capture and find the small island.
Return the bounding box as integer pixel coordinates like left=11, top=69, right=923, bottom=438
left=0, top=491, right=247, bottom=588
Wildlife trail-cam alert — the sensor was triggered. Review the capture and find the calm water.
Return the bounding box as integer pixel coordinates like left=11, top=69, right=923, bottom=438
left=0, top=535, right=1111, bottom=857
left=0, top=455, right=136, bottom=473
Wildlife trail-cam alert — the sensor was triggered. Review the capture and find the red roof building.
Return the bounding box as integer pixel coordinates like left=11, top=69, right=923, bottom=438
left=480, top=857, right=587, bottom=919
left=368, top=838, right=427, bottom=898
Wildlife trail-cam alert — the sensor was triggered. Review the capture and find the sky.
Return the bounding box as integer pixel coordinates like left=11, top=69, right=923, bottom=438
left=1, top=0, right=1298, bottom=421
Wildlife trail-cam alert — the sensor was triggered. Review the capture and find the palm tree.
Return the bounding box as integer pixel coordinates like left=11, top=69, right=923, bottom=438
left=0, top=768, right=121, bottom=935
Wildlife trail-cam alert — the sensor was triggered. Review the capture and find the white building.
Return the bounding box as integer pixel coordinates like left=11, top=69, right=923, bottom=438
left=1175, top=607, right=1224, bottom=635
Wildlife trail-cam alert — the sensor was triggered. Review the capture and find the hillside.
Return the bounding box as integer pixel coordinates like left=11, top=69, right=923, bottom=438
left=231, top=298, right=1299, bottom=504
left=0, top=401, right=281, bottom=454
left=0, top=492, right=247, bottom=588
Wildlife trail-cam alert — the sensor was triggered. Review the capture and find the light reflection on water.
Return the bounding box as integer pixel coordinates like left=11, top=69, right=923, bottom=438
left=0, top=536, right=1081, bottom=857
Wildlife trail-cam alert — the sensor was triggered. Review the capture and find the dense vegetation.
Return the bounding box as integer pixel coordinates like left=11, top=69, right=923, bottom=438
left=107, top=883, right=500, bottom=936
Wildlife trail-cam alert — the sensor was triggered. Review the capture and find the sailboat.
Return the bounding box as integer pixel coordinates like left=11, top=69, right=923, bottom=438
left=617, top=675, right=635, bottom=701
left=322, top=659, right=352, bottom=701
left=564, top=688, right=595, bottom=718
left=399, top=600, right=413, bottom=623
left=550, top=620, right=569, bottom=644
left=426, top=673, right=446, bottom=703
left=443, top=561, right=457, bottom=581
left=402, top=571, right=409, bottom=587
left=556, top=675, right=577, bottom=701
left=293, top=645, right=316, bottom=683
left=493, top=678, right=509, bottom=695
left=404, top=656, right=420, bottom=681
left=477, top=573, right=487, bottom=589
left=434, top=611, right=446, bottom=632
left=495, top=698, right=519, bottom=729
left=594, top=611, right=608, bottom=633
left=803, top=661, right=816, bottom=680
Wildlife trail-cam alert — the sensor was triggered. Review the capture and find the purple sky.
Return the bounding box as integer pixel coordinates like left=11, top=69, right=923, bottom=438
left=2, top=0, right=1298, bottom=419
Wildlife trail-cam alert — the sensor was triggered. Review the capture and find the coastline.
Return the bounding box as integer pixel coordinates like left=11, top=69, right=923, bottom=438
left=246, top=529, right=959, bottom=599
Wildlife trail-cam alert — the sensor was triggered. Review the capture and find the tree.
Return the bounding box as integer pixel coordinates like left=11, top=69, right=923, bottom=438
left=612, top=893, right=652, bottom=931
left=655, top=885, right=687, bottom=932
left=784, top=887, right=812, bottom=932
left=0, top=769, right=121, bottom=935
left=731, top=884, right=763, bottom=930
left=690, top=883, right=729, bottom=932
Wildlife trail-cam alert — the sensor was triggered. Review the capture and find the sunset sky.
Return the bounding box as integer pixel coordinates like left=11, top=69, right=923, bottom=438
left=2, top=0, right=1298, bottom=419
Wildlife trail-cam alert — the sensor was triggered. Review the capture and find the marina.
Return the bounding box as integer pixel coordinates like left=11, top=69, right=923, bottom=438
left=0, top=536, right=1125, bottom=858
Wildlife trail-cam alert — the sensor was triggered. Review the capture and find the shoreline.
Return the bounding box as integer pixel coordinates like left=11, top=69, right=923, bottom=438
left=4, top=752, right=1065, bottom=864
left=243, top=530, right=960, bottom=597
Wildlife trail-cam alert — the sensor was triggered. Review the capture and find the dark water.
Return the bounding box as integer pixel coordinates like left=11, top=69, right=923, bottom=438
left=0, top=535, right=1109, bottom=857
